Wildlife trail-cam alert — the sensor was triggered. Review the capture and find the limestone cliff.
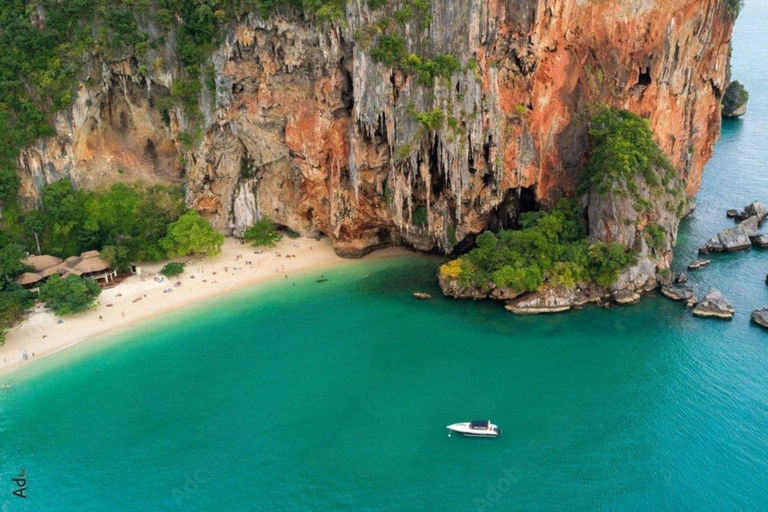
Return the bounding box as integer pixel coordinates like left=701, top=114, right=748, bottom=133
left=15, top=0, right=735, bottom=262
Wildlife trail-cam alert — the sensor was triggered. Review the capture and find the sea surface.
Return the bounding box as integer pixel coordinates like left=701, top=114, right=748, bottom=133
left=2, top=4, right=768, bottom=511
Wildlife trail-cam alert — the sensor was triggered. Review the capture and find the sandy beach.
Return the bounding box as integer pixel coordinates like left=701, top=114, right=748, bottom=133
left=0, top=237, right=411, bottom=375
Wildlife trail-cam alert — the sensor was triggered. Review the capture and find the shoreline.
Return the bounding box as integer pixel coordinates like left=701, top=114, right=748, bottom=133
left=0, top=237, right=413, bottom=377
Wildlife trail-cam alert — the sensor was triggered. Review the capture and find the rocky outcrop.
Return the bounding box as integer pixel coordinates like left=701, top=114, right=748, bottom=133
left=700, top=216, right=759, bottom=253
left=413, top=292, right=432, bottom=300
left=12, top=0, right=736, bottom=260
left=700, top=202, right=767, bottom=253
left=729, top=201, right=768, bottom=225
left=722, top=80, right=748, bottom=119
left=661, top=285, right=694, bottom=302
left=438, top=275, right=489, bottom=300
left=505, top=287, right=578, bottom=315
left=751, top=308, right=768, bottom=329
left=688, top=259, right=711, bottom=270
left=612, top=290, right=641, bottom=305
left=692, top=289, right=735, bottom=320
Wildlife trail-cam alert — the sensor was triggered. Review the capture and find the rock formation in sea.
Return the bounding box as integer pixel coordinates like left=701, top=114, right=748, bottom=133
left=693, top=289, right=735, bottom=320
left=751, top=308, right=768, bottom=329
left=721, top=80, right=749, bottom=119
left=700, top=201, right=767, bottom=253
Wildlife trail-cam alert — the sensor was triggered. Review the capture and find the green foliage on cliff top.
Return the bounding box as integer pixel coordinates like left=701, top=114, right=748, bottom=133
left=581, top=107, right=678, bottom=198
left=440, top=200, right=637, bottom=293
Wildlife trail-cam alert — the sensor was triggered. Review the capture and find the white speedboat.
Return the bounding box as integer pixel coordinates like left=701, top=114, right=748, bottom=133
left=447, top=420, right=501, bottom=437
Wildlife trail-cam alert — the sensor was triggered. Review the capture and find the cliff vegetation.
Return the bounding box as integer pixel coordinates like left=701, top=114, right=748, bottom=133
left=439, top=107, right=679, bottom=297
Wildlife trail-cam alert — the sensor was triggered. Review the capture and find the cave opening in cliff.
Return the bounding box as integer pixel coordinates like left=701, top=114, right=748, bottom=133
left=484, top=186, right=540, bottom=235
left=637, top=67, right=652, bottom=87
left=518, top=186, right=538, bottom=214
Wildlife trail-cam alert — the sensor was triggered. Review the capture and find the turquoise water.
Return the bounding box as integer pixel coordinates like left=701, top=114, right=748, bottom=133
left=3, top=4, right=768, bottom=511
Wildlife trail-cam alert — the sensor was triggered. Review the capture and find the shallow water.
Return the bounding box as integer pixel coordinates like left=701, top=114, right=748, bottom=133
left=2, top=3, right=768, bottom=510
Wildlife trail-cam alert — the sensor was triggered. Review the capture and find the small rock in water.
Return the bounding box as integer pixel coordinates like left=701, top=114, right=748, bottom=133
left=676, top=271, right=689, bottom=284
left=688, top=259, right=711, bottom=271
left=692, top=289, right=735, bottom=320
left=751, top=234, right=768, bottom=248
left=661, top=285, right=694, bottom=302
left=612, top=289, right=641, bottom=305
left=413, top=292, right=432, bottom=300
left=751, top=308, right=768, bottom=329
left=726, top=209, right=739, bottom=218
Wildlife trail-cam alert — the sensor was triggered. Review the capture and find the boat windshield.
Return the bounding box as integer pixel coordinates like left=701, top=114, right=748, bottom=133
left=469, top=420, right=489, bottom=429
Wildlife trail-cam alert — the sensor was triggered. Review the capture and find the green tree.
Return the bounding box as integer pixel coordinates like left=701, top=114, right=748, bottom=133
left=39, top=275, right=101, bottom=316
left=160, top=211, right=224, bottom=257
left=243, top=217, right=283, bottom=248
left=0, top=282, right=34, bottom=344
left=160, top=262, right=186, bottom=277
left=0, top=242, right=27, bottom=282
left=100, top=245, right=132, bottom=272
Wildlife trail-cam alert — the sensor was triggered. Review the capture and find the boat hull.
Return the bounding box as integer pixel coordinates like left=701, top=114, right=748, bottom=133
left=447, top=422, right=500, bottom=437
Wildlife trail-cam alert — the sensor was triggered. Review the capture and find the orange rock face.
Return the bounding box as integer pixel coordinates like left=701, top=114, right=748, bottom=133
left=15, top=2, right=735, bottom=258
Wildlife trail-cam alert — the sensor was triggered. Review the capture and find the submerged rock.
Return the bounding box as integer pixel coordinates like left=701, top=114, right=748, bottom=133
left=688, top=259, right=711, bottom=271
left=692, top=289, right=735, bottom=320
left=505, top=288, right=576, bottom=315
left=699, top=216, right=759, bottom=253
left=751, top=308, right=768, bottom=329
left=661, top=285, right=694, bottom=301
left=413, top=292, right=432, bottom=300
left=612, top=290, right=641, bottom=305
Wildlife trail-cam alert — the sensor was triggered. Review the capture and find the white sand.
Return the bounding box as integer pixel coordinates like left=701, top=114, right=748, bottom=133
left=0, top=237, right=411, bottom=375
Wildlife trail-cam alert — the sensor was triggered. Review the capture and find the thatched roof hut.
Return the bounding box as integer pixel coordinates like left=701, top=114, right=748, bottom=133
left=24, top=255, right=63, bottom=272
left=73, top=255, right=110, bottom=274
left=15, top=272, right=44, bottom=286
left=41, top=264, right=69, bottom=278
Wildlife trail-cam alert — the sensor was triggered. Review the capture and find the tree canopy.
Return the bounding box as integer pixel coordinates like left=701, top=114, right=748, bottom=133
left=0, top=282, right=33, bottom=345
left=160, top=262, right=186, bottom=277
left=39, top=274, right=101, bottom=316
left=243, top=217, right=283, bottom=248
left=0, top=242, right=27, bottom=282
left=440, top=199, right=637, bottom=293
left=160, top=211, right=225, bottom=257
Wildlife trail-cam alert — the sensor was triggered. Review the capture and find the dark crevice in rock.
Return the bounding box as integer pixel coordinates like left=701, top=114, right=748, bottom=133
left=636, top=67, right=652, bottom=87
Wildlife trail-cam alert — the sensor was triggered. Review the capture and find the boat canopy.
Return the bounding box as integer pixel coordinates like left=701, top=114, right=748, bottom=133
left=470, top=420, right=489, bottom=429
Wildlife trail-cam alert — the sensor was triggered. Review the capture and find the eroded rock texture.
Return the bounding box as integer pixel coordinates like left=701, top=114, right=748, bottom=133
left=15, top=0, right=735, bottom=258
